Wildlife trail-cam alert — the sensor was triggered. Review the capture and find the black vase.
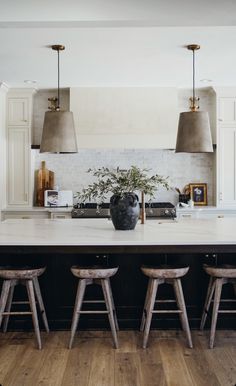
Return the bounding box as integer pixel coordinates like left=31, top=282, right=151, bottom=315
left=110, top=193, right=140, bottom=230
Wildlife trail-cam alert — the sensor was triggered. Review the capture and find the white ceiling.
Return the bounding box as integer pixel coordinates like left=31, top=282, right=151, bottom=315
left=1, top=1, right=236, bottom=88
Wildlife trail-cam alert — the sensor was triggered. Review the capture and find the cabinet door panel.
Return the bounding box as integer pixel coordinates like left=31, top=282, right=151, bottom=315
left=219, top=126, right=236, bottom=205
left=8, top=127, right=29, bottom=205
left=8, top=98, right=29, bottom=126
left=219, top=97, right=236, bottom=124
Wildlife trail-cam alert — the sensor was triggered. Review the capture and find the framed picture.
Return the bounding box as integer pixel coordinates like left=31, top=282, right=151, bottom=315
left=44, top=190, right=59, bottom=207
left=189, top=183, right=207, bottom=206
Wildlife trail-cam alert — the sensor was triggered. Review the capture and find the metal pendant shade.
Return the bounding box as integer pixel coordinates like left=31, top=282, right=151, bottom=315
left=175, top=45, right=213, bottom=153
left=40, top=45, right=78, bottom=153
left=40, top=111, right=77, bottom=153
left=176, top=111, right=213, bottom=153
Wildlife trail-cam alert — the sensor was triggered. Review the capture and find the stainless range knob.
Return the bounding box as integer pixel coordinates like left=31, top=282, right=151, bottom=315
left=80, top=210, right=85, bottom=216
left=164, top=209, right=170, bottom=215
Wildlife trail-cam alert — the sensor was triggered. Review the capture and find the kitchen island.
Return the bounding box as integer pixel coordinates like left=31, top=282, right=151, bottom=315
left=0, top=217, right=235, bottom=330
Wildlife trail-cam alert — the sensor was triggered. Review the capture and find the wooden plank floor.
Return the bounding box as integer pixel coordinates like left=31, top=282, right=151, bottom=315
left=0, top=330, right=235, bottom=386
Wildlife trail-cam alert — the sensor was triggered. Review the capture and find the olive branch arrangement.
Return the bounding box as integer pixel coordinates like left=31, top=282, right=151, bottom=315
left=76, top=166, right=170, bottom=203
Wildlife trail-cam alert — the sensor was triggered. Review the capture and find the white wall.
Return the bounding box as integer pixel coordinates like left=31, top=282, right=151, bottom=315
left=33, top=148, right=215, bottom=205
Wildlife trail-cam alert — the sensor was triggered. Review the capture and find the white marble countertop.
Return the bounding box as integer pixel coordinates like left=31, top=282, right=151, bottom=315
left=0, top=217, right=236, bottom=246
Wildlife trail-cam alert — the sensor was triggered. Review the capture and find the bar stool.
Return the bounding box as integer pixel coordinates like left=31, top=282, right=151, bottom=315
left=140, top=265, right=193, bottom=349
left=0, top=266, right=49, bottom=349
left=200, top=264, right=236, bottom=349
left=69, top=266, right=119, bottom=349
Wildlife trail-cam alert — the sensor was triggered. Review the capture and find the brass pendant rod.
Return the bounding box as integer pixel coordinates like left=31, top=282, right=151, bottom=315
left=192, top=48, right=195, bottom=106
left=57, top=49, right=60, bottom=110
left=52, top=45, right=65, bottom=111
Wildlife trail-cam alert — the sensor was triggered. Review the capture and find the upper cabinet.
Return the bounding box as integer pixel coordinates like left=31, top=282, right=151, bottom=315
left=218, top=97, right=236, bottom=125
left=70, top=87, right=178, bottom=149
left=216, top=88, right=236, bottom=207
left=6, top=89, right=36, bottom=207
left=8, top=97, right=29, bottom=126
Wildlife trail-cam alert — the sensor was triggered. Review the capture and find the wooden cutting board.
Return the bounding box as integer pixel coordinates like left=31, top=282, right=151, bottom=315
left=36, top=161, right=55, bottom=206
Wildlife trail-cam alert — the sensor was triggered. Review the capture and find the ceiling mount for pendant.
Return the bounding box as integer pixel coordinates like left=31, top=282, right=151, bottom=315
left=175, top=43, right=213, bottom=153
left=40, top=44, right=78, bottom=153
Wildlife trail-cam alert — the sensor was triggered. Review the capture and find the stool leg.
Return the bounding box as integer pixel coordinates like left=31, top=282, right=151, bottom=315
left=142, top=279, right=158, bottom=349
left=0, top=280, right=11, bottom=329
left=200, top=277, right=216, bottom=330
left=3, top=283, right=15, bottom=333
left=107, top=278, right=119, bottom=331
left=209, top=278, right=223, bottom=349
left=69, top=279, right=87, bottom=349
left=101, top=278, right=119, bottom=349
left=33, top=277, right=49, bottom=333
left=26, top=280, right=42, bottom=350
left=233, top=281, right=236, bottom=297
left=173, top=278, right=193, bottom=349
left=140, top=278, right=152, bottom=332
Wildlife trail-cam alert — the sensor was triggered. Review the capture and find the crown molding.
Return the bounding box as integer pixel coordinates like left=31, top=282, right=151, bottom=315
left=0, top=82, right=9, bottom=93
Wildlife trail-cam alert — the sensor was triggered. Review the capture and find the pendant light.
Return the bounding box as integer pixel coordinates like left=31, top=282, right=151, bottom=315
left=175, top=44, right=213, bottom=153
left=40, top=45, right=78, bottom=153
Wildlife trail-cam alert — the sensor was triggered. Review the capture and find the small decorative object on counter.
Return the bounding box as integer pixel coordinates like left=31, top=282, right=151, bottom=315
left=76, top=166, right=170, bottom=230
left=189, top=183, right=207, bottom=206
left=36, top=161, right=54, bottom=206
left=187, top=198, right=194, bottom=208
left=176, top=186, right=190, bottom=204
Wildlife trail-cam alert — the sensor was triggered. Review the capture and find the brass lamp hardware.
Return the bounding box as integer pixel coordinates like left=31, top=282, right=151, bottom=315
left=175, top=44, right=213, bottom=153
left=40, top=44, right=78, bottom=153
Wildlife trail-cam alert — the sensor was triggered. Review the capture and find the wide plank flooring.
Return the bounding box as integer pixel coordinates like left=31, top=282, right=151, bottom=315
left=0, top=330, right=235, bottom=386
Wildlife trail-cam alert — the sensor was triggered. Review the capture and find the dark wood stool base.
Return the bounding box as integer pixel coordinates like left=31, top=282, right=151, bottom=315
left=69, top=266, right=119, bottom=349
left=200, top=265, right=236, bottom=349
left=141, top=266, right=193, bottom=349
left=0, top=267, right=49, bottom=350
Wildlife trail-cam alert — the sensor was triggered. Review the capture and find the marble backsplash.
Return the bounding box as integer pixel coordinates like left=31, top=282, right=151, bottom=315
left=33, top=148, right=215, bottom=206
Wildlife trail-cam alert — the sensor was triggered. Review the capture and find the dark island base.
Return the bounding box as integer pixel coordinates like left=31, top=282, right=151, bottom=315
left=0, top=252, right=235, bottom=331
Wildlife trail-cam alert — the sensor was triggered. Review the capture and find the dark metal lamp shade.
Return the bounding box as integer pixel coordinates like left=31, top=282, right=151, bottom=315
left=175, top=111, right=213, bottom=153
left=40, top=111, right=78, bottom=153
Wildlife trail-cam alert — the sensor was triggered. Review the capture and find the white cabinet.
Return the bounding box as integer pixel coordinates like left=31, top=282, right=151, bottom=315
left=50, top=212, right=72, bottom=219
left=8, top=98, right=29, bottom=126
left=218, top=126, right=236, bottom=206
left=6, top=89, right=36, bottom=207
left=2, top=211, right=49, bottom=220
left=218, top=97, right=236, bottom=125
left=216, top=89, right=236, bottom=207
left=7, top=127, right=30, bottom=205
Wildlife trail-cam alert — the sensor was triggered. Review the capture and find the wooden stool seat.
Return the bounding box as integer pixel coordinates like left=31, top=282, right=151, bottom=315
left=0, top=266, right=49, bottom=349
left=204, top=264, right=236, bottom=278
left=69, top=266, right=119, bottom=349
left=141, top=265, right=192, bottom=349
left=200, top=264, right=236, bottom=349
left=0, top=267, right=45, bottom=280
left=71, top=266, right=118, bottom=279
left=141, top=265, right=189, bottom=279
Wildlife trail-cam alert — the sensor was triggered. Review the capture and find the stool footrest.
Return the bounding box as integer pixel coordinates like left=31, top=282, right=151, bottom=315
left=155, top=299, right=176, bottom=303
left=152, top=310, right=182, bottom=314
left=218, top=310, right=236, bottom=313
left=2, top=311, right=32, bottom=315
left=83, top=300, right=105, bottom=304
left=78, top=310, right=109, bottom=314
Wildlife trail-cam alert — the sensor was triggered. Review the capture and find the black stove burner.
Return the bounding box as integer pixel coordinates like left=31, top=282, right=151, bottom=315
left=72, top=201, right=176, bottom=219
left=147, top=202, right=175, bottom=208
